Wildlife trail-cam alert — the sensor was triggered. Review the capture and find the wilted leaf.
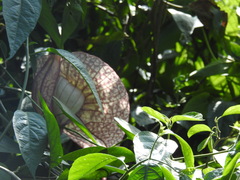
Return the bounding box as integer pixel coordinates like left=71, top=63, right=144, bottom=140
left=12, top=110, right=47, bottom=177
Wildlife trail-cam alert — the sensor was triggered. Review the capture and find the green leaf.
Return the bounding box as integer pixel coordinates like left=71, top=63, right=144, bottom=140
left=171, top=112, right=204, bottom=124
left=187, top=124, right=212, bottom=138
left=105, top=146, right=135, bottom=163
left=128, top=164, right=164, bottom=180
left=68, top=153, right=118, bottom=180
left=38, top=0, right=61, bottom=48
left=197, top=136, right=211, bottom=152
left=60, top=1, right=83, bottom=47
left=164, top=130, right=194, bottom=168
left=222, top=152, right=240, bottom=180
left=0, top=132, right=20, bottom=153
left=46, top=48, right=103, bottom=112
left=221, top=105, right=240, bottom=117
left=40, top=95, right=63, bottom=168
left=2, top=0, right=42, bottom=59
left=114, top=117, right=141, bottom=140
left=62, top=146, right=105, bottom=161
left=12, top=110, right=48, bottom=177
left=141, top=106, right=168, bottom=125
left=190, top=61, right=231, bottom=78
left=168, top=8, right=203, bottom=35
left=133, top=131, right=178, bottom=164
left=160, top=165, right=177, bottom=180
left=53, top=97, right=97, bottom=144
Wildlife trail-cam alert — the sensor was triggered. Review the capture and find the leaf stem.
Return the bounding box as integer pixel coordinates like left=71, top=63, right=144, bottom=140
left=173, top=149, right=230, bottom=161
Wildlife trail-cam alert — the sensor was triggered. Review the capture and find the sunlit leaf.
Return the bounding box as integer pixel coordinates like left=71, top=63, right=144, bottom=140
left=222, top=152, right=240, bottom=180
left=197, top=136, right=211, bottom=152
left=40, top=96, right=63, bottom=168
left=12, top=110, right=47, bottom=177
left=171, top=112, right=204, bottom=124
left=187, top=124, right=212, bottom=138
left=221, top=105, right=240, bottom=117
left=68, top=153, right=119, bottom=180
left=168, top=8, right=203, bottom=35
left=141, top=106, right=168, bottom=125
left=114, top=117, right=141, bottom=140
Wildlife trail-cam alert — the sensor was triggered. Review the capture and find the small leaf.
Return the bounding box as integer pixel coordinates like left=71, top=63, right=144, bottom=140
left=197, top=136, right=211, bottom=152
left=114, top=117, right=141, bottom=140
left=187, top=124, right=212, bottom=138
left=46, top=48, right=103, bottom=112
left=3, top=0, right=42, bottom=59
left=12, top=110, right=48, bottom=177
left=40, top=95, right=63, bottom=168
left=171, top=112, right=204, bottom=124
left=53, top=97, right=97, bottom=144
left=141, top=106, right=168, bottom=125
left=68, top=153, right=118, bottom=180
left=221, top=105, right=240, bottom=117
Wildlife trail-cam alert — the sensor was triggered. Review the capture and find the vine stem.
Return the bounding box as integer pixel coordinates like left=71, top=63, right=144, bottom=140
left=18, top=37, right=30, bottom=110
left=202, top=28, right=218, bottom=61
left=0, top=38, right=33, bottom=142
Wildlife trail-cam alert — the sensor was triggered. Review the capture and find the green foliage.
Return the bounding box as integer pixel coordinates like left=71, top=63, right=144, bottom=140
left=39, top=95, right=63, bottom=168
left=1, top=0, right=240, bottom=179
left=12, top=110, right=48, bottom=177
left=2, top=0, right=42, bottom=59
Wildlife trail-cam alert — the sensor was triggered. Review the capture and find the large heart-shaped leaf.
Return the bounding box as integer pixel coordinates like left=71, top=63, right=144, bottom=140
left=12, top=110, right=48, bottom=177
left=2, top=0, right=42, bottom=59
